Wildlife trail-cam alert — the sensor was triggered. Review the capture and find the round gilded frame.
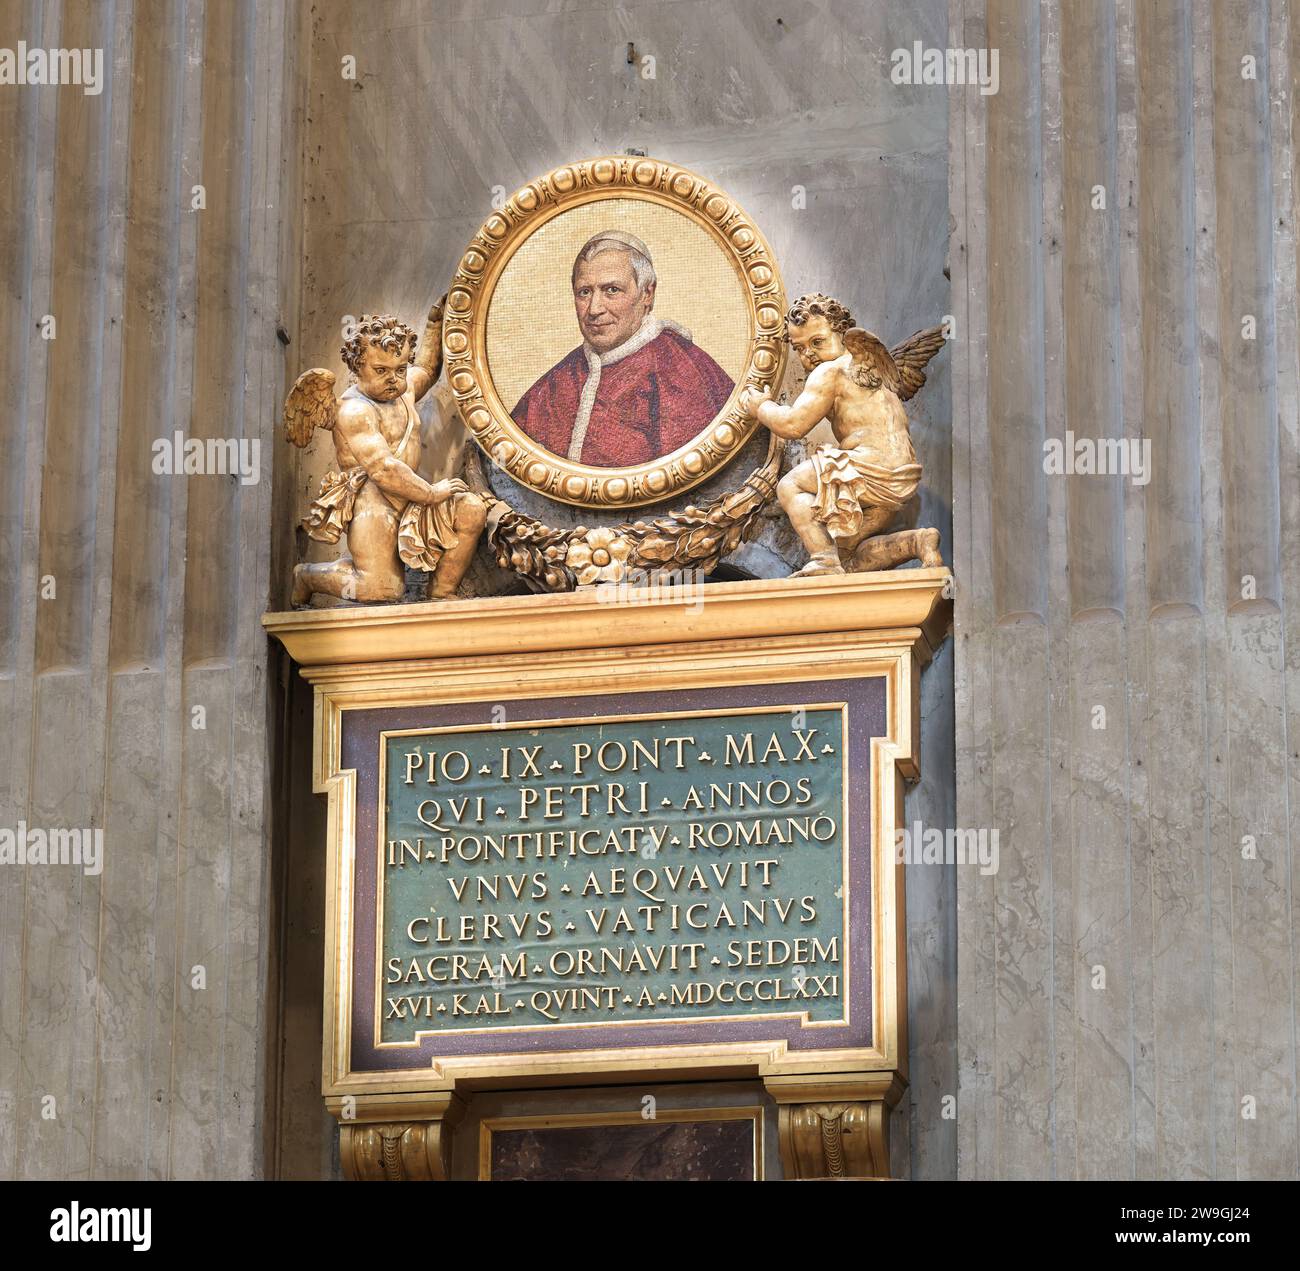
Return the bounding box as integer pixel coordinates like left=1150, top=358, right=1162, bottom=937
left=442, top=156, right=787, bottom=509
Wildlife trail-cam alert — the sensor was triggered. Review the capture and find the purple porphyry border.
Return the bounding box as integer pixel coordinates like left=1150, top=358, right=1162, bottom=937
left=342, top=675, right=886, bottom=1072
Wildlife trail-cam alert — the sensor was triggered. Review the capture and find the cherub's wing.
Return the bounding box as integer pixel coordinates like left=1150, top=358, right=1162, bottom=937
left=843, top=327, right=902, bottom=394
left=283, top=368, right=338, bottom=448
left=888, top=326, right=946, bottom=401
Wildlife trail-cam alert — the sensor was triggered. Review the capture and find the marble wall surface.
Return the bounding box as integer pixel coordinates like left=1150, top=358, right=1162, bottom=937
left=13, top=0, right=1293, bottom=1186
left=951, top=0, right=1300, bottom=1178
left=0, top=0, right=293, bottom=1178
left=3, top=0, right=952, bottom=1181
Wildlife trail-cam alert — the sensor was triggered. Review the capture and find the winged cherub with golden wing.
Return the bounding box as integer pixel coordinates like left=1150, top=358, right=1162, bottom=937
left=283, top=298, right=486, bottom=606
left=739, top=293, right=946, bottom=577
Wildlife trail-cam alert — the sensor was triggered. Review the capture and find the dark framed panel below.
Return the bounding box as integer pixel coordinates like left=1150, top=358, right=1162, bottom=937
left=461, top=1081, right=777, bottom=1181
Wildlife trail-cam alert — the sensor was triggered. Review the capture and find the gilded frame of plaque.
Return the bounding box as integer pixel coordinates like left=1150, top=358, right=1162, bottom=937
left=276, top=576, right=950, bottom=1106
left=441, top=155, right=787, bottom=509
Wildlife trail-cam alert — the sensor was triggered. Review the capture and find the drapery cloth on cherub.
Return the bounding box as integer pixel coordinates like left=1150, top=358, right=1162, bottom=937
left=299, top=385, right=459, bottom=572
left=395, top=498, right=459, bottom=573
left=808, top=449, right=922, bottom=540
left=304, top=467, right=367, bottom=544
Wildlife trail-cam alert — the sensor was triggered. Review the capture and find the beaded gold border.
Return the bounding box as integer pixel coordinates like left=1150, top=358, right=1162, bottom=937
left=442, top=155, right=787, bottom=509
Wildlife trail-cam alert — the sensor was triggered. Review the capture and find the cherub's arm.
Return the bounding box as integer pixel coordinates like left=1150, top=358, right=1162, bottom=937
left=407, top=294, right=446, bottom=403
left=741, top=365, right=838, bottom=440
left=336, top=400, right=439, bottom=504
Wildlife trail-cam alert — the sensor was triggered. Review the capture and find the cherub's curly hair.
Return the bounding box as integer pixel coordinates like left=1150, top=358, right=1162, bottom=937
left=341, top=314, right=418, bottom=375
left=785, top=293, right=855, bottom=337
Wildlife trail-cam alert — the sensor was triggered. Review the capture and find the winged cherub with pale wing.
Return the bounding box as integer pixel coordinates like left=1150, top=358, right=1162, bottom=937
left=739, top=293, right=946, bottom=577
left=283, top=298, right=486, bottom=606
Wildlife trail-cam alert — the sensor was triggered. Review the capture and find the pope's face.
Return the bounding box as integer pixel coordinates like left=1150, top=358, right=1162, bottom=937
left=573, top=251, right=655, bottom=354
left=356, top=346, right=409, bottom=402
left=787, top=316, right=844, bottom=372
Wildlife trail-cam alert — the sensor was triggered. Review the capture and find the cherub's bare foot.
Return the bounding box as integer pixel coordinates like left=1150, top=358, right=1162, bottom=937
left=917, top=527, right=943, bottom=567
left=792, top=551, right=844, bottom=578
left=291, top=564, right=312, bottom=607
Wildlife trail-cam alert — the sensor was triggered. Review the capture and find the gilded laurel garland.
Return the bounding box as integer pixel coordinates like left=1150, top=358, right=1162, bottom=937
left=471, top=432, right=783, bottom=592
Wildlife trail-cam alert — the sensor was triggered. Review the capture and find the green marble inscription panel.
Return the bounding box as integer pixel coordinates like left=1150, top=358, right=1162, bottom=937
left=377, top=704, right=849, bottom=1042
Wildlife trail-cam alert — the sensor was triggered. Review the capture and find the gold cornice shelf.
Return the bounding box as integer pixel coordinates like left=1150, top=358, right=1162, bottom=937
left=262, top=567, right=952, bottom=671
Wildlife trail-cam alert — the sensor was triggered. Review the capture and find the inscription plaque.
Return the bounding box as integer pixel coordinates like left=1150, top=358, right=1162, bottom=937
left=377, top=705, right=849, bottom=1042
